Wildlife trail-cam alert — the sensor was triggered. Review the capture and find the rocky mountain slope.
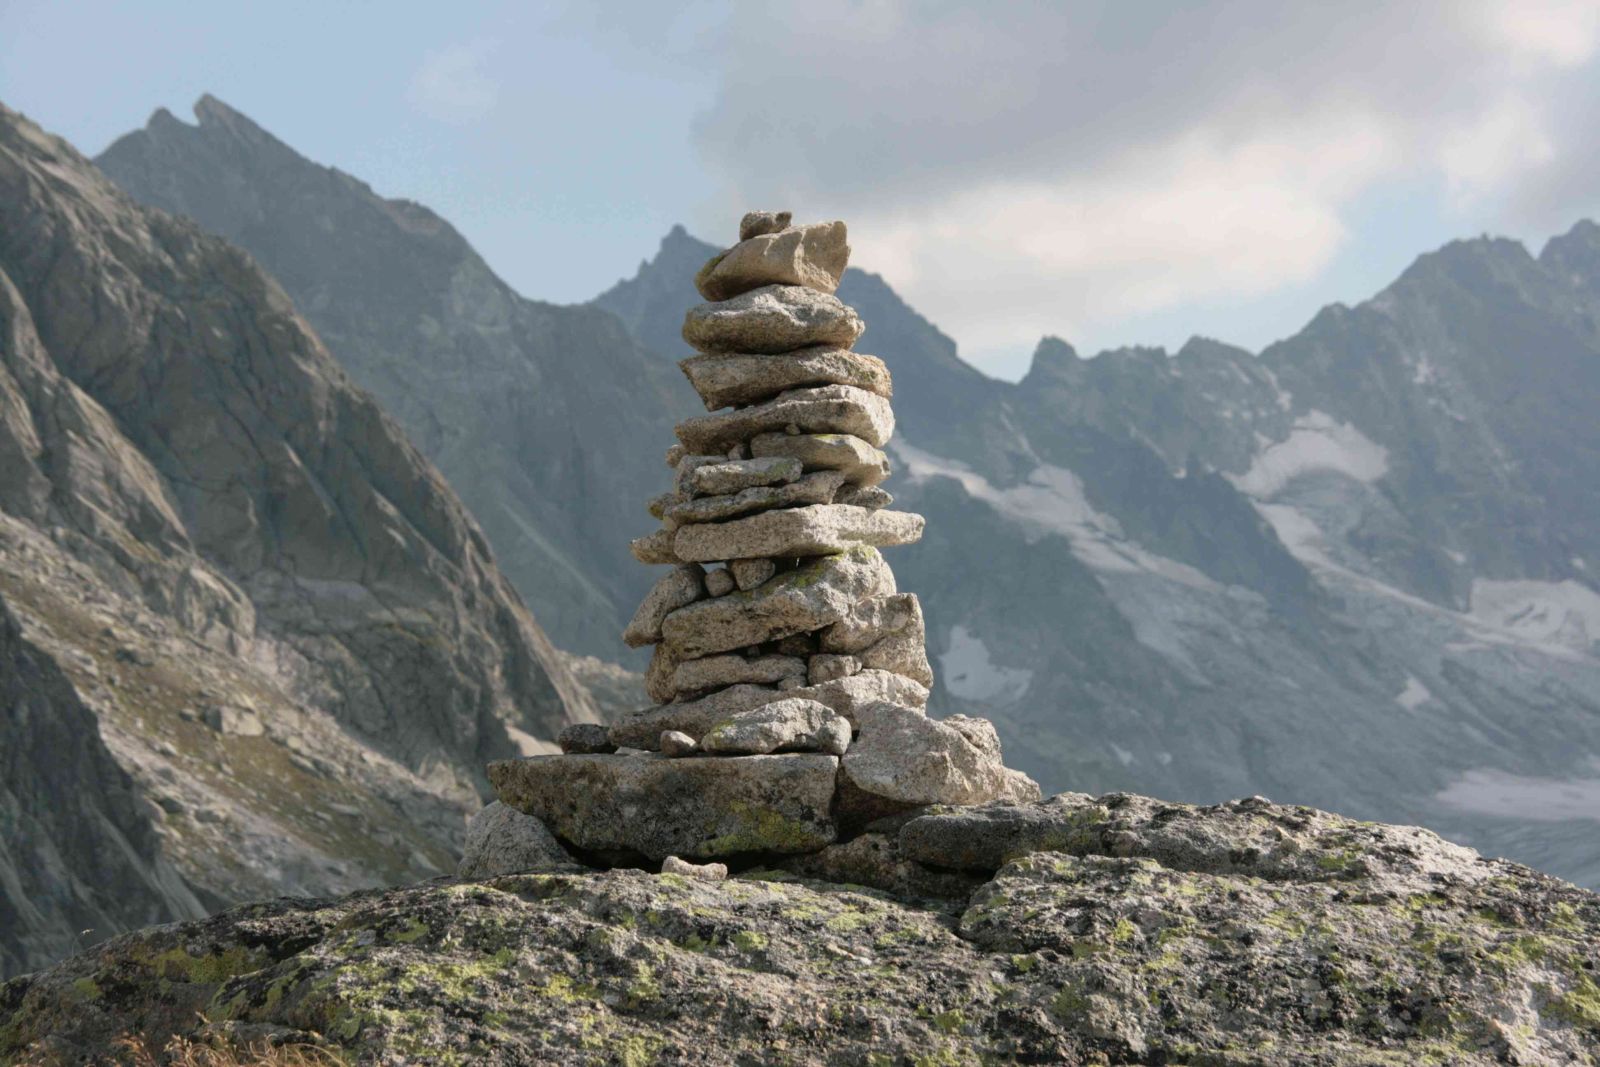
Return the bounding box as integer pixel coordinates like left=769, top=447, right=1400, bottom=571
left=6, top=791, right=1599, bottom=1064
left=96, top=96, right=688, bottom=661
left=597, top=227, right=1600, bottom=890
left=0, top=103, right=592, bottom=979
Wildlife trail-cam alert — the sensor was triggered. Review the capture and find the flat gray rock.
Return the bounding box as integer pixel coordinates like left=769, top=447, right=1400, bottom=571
left=557, top=723, right=616, bottom=755
left=644, top=643, right=681, bottom=704
left=750, top=432, right=890, bottom=487
left=774, top=832, right=987, bottom=900
left=689, top=456, right=802, bottom=495
left=457, top=802, right=582, bottom=879
left=835, top=484, right=892, bottom=510
left=681, top=285, right=865, bottom=355
left=674, top=504, right=924, bottom=563
left=660, top=544, right=894, bottom=659
left=664, top=470, right=844, bottom=526
left=672, top=653, right=806, bottom=695
left=700, top=698, right=850, bottom=756
left=622, top=564, right=706, bottom=648
left=606, top=668, right=927, bottom=750
left=807, top=653, right=860, bottom=685
left=695, top=221, right=849, bottom=302
left=676, top=385, right=895, bottom=454
left=860, top=627, right=933, bottom=688
left=488, top=753, right=838, bottom=860
left=841, top=703, right=1030, bottom=806
left=680, top=349, right=891, bottom=411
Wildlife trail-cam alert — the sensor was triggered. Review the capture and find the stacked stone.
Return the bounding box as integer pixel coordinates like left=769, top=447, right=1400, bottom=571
left=488, top=212, right=1037, bottom=866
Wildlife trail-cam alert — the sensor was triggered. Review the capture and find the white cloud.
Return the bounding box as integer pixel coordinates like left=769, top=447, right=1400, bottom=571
left=408, top=42, right=497, bottom=123
left=678, top=0, right=1600, bottom=359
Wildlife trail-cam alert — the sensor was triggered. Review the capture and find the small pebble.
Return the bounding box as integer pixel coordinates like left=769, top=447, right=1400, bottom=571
left=660, top=730, right=698, bottom=757
left=705, top=569, right=736, bottom=597
left=661, top=855, right=728, bottom=881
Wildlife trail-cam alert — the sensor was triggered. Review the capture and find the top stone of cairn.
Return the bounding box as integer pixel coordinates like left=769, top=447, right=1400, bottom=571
left=486, top=212, right=1040, bottom=868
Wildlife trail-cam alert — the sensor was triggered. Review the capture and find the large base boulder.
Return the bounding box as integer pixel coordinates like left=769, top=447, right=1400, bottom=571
left=488, top=753, right=838, bottom=861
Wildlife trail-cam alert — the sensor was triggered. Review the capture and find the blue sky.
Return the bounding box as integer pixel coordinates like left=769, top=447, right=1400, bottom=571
left=5, top=1, right=1599, bottom=380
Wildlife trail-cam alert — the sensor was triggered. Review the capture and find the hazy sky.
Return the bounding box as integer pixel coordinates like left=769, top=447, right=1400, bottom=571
left=5, top=0, right=1600, bottom=379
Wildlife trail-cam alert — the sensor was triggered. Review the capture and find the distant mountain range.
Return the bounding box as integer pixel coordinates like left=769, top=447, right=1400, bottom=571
left=96, top=98, right=1600, bottom=894
left=5, top=92, right=1599, bottom=977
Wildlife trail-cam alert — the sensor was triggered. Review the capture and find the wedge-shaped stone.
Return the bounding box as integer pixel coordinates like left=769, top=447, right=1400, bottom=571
left=457, top=802, right=583, bottom=879
left=861, top=628, right=934, bottom=688
left=622, top=564, right=706, bottom=648
left=750, top=432, right=890, bottom=487
left=700, top=699, right=850, bottom=756
left=820, top=593, right=922, bottom=653
left=730, top=558, right=776, bottom=590
left=674, top=504, right=923, bottom=564
left=630, top=528, right=681, bottom=565
left=488, top=753, right=838, bottom=861
left=841, top=704, right=1036, bottom=807
left=660, top=544, right=893, bottom=659
left=683, top=285, right=865, bottom=355
left=695, top=221, right=849, bottom=301
left=672, top=653, right=806, bottom=695
left=676, top=385, right=894, bottom=454
left=664, top=470, right=844, bottom=526
left=606, top=668, right=928, bottom=749
left=739, top=210, right=791, bottom=240
left=689, top=456, right=802, bottom=496
left=680, top=349, right=892, bottom=411
left=644, top=643, right=682, bottom=704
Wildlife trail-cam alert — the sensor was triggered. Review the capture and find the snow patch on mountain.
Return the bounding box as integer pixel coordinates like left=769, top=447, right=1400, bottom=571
left=893, top=439, right=1217, bottom=588
left=1435, top=762, right=1600, bottom=823
left=940, top=624, right=1033, bottom=702
left=1396, top=675, right=1434, bottom=711
left=1232, top=411, right=1389, bottom=499
left=1470, top=579, right=1600, bottom=656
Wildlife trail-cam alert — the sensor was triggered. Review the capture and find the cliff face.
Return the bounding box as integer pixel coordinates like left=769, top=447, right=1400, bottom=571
left=0, top=103, right=590, bottom=978
left=97, top=96, right=689, bottom=661
left=5, top=792, right=1598, bottom=1065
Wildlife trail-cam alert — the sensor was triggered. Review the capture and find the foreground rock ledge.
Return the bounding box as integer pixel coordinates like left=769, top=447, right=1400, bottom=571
left=6, top=792, right=1600, bottom=1066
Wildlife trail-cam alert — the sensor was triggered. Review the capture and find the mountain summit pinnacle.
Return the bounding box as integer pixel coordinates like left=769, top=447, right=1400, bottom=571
left=484, top=211, right=1039, bottom=865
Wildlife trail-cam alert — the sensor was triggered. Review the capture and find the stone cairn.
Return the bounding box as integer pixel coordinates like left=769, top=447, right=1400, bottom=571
left=488, top=212, right=1038, bottom=869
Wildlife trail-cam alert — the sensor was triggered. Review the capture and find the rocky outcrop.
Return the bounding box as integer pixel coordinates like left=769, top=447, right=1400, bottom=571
left=0, top=103, right=589, bottom=978
left=6, top=791, right=1598, bottom=1065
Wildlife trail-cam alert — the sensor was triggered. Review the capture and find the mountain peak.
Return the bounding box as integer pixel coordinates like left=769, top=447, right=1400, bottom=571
left=1020, top=335, right=1081, bottom=383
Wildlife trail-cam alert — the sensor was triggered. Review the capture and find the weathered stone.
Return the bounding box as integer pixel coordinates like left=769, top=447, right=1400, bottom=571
left=644, top=643, right=681, bottom=704
left=457, top=802, right=581, bottom=879
left=807, top=653, right=860, bottom=685
left=727, top=443, right=748, bottom=459
left=557, top=723, right=616, bottom=755
left=700, top=699, right=848, bottom=756
left=630, top=528, right=681, bottom=565
left=672, top=653, right=806, bottom=694
left=738, top=210, right=791, bottom=241
left=841, top=703, right=1029, bottom=806
left=607, top=668, right=928, bottom=750
left=203, top=704, right=264, bottom=737
left=661, top=854, right=729, bottom=881
left=680, top=349, right=892, bottom=410
left=835, top=484, right=892, bottom=510
left=773, top=833, right=985, bottom=899
left=703, top=568, right=736, bottom=597
left=488, top=753, right=838, bottom=860
left=1000, top=767, right=1045, bottom=805
left=664, top=443, right=685, bottom=467
left=860, top=627, right=933, bottom=687
left=774, top=632, right=817, bottom=656
left=646, top=491, right=678, bottom=520
left=750, top=432, right=890, bottom=487
left=676, top=385, right=895, bottom=454
left=695, top=221, right=849, bottom=301
left=659, top=730, right=698, bottom=757
left=664, top=470, right=845, bottom=526
left=673, top=454, right=728, bottom=495
left=729, top=557, right=776, bottom=591
left=689, top=456, right=802, bottom=495
left=674, top=504, right=924, bottom=563
left=622, top=564, right=705, bottom=647
left=820, top=592, right=923, bottom=653
left=682, top=285, right=864, bottom=354
left=660, top=545, right=893, bottom=659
